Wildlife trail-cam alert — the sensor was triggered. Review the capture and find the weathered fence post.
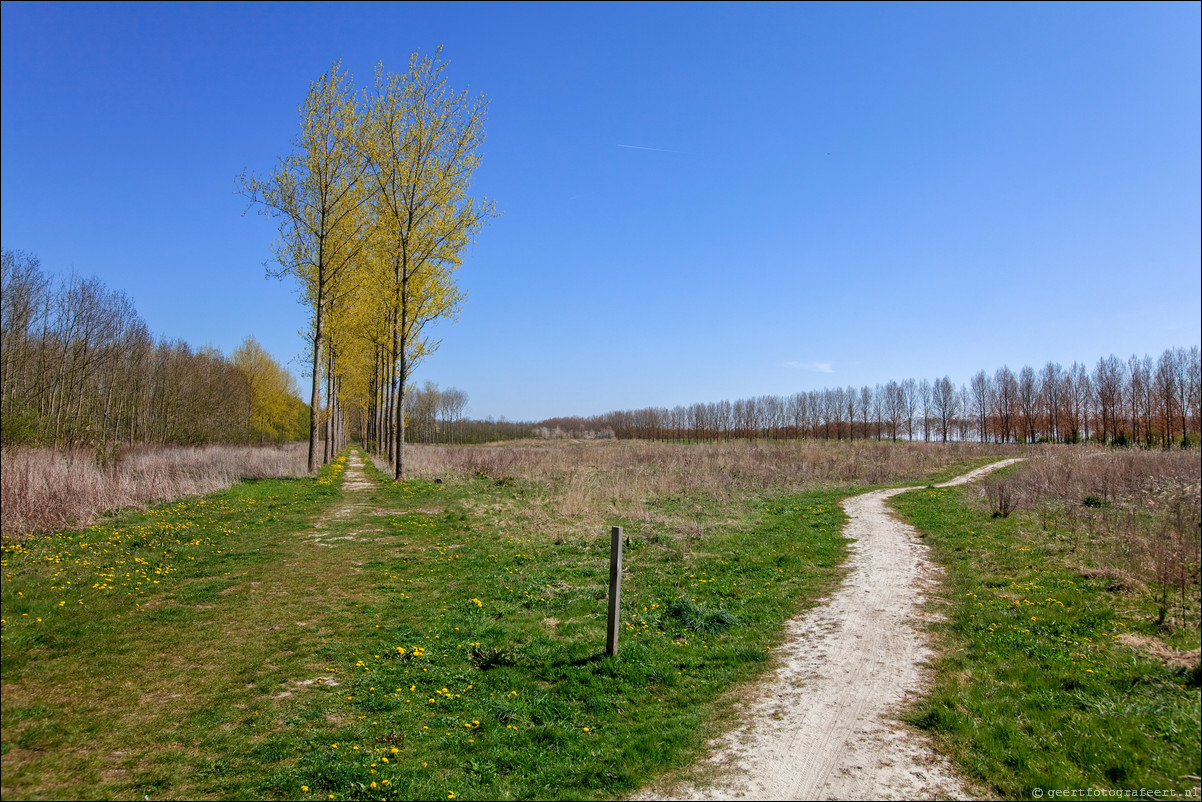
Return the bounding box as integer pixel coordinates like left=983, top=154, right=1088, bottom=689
left=606, top=525, right=623, bottom=657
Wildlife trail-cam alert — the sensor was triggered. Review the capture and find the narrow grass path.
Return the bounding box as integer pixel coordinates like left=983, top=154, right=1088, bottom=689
left=1, top=452, right=403, bottom=798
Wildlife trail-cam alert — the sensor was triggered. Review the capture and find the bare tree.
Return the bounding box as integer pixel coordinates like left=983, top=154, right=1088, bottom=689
left=918, top=378, right=933, bottom=441
left=901, top=378, right=918, bottom=441
left=1093, top=354, right=1125, bottom=443
left=932, top=376, right=957, bottom=442
left=1040, top=362, right=1065, bottom=443
left=970, top=370, right=991, bottom=443
left=1017, top=365, right=1038, bottom=443
left=993, top=366, right=1017, bottom=444
left=883, top=380, right=903, bottom=441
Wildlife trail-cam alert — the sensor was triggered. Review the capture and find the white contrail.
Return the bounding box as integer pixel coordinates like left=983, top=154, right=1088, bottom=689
left=616, top=143, right=680, bottom=153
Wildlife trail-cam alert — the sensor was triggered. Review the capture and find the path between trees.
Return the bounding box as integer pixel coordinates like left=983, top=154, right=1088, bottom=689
left=639, top=459, right=1023, bottom=802
left=304, top=451, right=380, bottom=548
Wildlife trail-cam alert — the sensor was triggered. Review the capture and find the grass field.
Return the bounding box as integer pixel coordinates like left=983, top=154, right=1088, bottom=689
left=2, top=439, right=1003, bottom=800
left=891, top=450, right=1201, bottom=800
left=9, top=439, right=1192, bottom=800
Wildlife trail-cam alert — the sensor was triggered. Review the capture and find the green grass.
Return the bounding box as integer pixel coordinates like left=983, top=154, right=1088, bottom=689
left=891, top=479, right=1201, bottom=801
left=2, top=448, right=858, bottom=800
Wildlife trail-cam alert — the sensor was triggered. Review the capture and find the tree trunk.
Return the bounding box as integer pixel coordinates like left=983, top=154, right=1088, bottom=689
left=307, top=331, right=322, bottom=474
left=394, top=340, right=407, bottom=481
left=324, top=348, right=335, bottom=464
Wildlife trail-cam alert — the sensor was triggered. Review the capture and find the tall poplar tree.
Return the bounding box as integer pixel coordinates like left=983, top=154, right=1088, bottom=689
left=240, top=61, right=370, bottom=473
left=364, top=50, right=495, bottom=480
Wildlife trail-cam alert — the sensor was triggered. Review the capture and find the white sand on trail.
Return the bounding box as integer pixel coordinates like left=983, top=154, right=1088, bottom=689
left=305, top=451, right=379, bottom=547
left=340, top=452, right=377, bottom=492
left=637, top=458, right=1022, bottom=802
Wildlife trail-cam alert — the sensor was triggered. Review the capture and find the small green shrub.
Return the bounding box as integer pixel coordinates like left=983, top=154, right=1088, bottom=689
left=661, top=596, right=740, bottom=635
left=468, top=644, right=517, bottom=670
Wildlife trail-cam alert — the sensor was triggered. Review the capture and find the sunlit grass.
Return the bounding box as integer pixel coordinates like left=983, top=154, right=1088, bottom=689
left=2, top=443, right=1002, bottom=800
left=892, top=476, right=1201, bottom=800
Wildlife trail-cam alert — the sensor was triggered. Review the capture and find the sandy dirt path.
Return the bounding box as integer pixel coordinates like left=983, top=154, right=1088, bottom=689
left=641, top=459, right=1022, bottom=801
left=304, top=450, right=380, bottom=547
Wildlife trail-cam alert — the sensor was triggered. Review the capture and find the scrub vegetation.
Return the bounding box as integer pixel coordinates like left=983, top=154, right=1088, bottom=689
left=892, top=448, right=1201, bottom=800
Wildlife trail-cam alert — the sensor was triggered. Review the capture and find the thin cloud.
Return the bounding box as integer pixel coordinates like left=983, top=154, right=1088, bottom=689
left=784, top=361, right=835, bottom=374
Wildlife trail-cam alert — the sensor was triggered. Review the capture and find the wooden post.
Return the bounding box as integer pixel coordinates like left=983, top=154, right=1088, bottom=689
left=606, top=525, right=623, bottom=657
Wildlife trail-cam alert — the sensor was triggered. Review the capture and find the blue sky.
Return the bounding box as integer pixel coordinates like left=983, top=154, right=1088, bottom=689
left=3, top=1, right=1199, bottom=421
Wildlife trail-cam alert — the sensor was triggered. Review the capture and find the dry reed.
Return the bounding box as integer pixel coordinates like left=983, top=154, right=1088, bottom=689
left=997, top=446, right=1201, bottom=628
left=1, top=442, right=307, bottom=537
left=374, top=438, right=1007, bottom=538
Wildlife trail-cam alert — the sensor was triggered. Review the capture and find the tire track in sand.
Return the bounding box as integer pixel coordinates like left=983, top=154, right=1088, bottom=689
left=640, top=459, right=1022, bottom=801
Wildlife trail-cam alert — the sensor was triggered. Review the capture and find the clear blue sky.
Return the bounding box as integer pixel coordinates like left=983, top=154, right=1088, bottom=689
left=3, top=1, right=1199, bottom=421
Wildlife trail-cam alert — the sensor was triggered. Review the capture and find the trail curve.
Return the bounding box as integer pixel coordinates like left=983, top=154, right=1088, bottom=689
left=639, top=458, right=1022, bottom=801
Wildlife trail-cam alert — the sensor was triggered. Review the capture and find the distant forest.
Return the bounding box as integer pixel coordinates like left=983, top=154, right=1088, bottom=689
left=534, top=348, right=1200, bottom=446
left=365, top=347, right=1201, bottom=449
left=1, top=249, right=308, bottom=447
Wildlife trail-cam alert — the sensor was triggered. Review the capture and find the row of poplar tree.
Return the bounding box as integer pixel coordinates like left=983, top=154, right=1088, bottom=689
left=557, top=347, right=1200, bottom=446
left=0, top=249, right=308, bottom=448
left=241, top=51, right=494, bottom=478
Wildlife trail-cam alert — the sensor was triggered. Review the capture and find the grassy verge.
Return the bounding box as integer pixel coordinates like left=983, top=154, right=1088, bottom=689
left=1, top=442, right=308, bottom=537
left=2, top=459, right=342, bottom=799
left=3, top=449, right=854, bottom=800
left=891, top=472, right=1201, bottom=800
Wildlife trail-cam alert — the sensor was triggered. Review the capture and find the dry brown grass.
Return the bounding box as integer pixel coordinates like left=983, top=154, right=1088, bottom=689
left=373, top=438, right=1008, bottom=544
left=1117, top=633, right=1202, bottom=671
left=1006, top=445, right=1200, bottom=505
left=994, top=446, right=1201, bottom=629
left=0, top=442, right=307, bottom=536
left=400, top=438, right=1005, bottom=488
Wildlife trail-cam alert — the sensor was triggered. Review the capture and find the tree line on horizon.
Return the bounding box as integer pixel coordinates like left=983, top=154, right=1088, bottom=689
left=3, top=246, right=1195, bottom=452
left=0, top=249, right=308, bottom=449
left=536, top=347, right=1199, bottom=447
left=356, top=380, right=529, bottom=446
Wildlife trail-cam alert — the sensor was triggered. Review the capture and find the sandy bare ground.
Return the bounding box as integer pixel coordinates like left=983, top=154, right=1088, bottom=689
left=639, top=459, right=1023, bottom=801
left=305, top=451, right=379, bottom=547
